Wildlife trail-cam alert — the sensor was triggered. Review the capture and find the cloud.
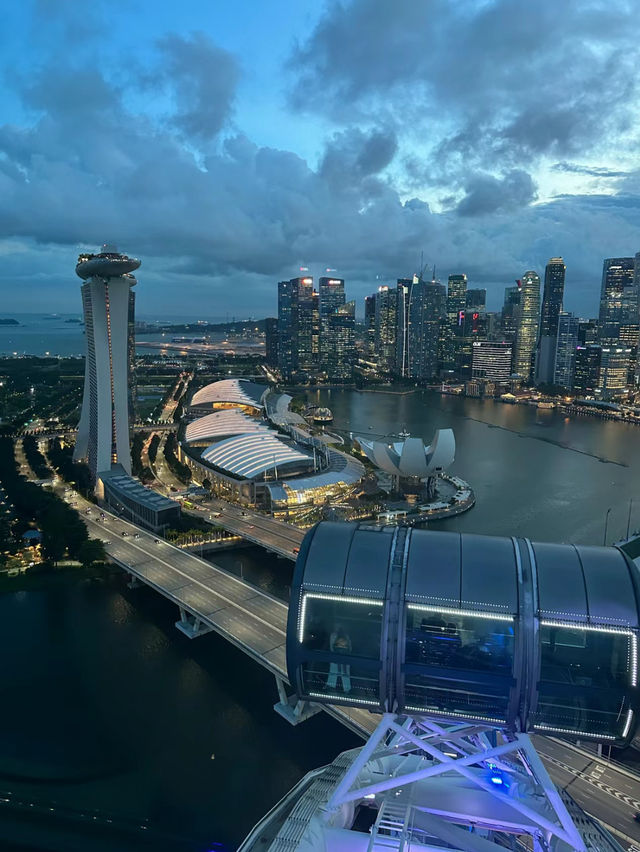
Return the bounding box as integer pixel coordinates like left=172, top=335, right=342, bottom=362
left=552, top=162, right=630, bottom=178
left=456, top=170, right=537, bottom=217
left=288, top=0, right=640, bottom=178
left=153, top=32, right=239, bottom=143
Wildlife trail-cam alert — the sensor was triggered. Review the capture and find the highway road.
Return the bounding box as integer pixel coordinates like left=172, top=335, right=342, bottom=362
left=186, top=496, right=304, bottom=560
left=55, top=485, right=640, bottom=847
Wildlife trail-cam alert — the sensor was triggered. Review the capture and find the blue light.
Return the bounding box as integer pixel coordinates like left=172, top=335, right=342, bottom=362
left=489, top=774, right=505, bottom=786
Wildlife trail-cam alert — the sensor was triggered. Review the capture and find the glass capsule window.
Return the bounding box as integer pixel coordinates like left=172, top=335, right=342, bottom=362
left=297, top=593, right=384, bottom=704
left=534, top=621, right=637, bottom=740
left=402, top=605, right=516, bottom=722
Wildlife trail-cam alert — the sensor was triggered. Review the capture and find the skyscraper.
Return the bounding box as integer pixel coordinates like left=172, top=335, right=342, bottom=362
left=323, top=301, right=355, bottom=380
left=74, top=244, right=140, bottom=490
left=319, top=277, right=345, bottom=375
left=364, top=294, right=376, bottom=360
left=466, top=288, right=487, bottom=311
left=553, top=312, right=579, bottom=389
left=407, top=277, right=446, bottom=380
left=444, top=274, right=467, bottom=370
left=573, top=345, right=601, bottom=395
left=395, top=278, right=414, bottom=377
left=277, top=276, right=314, bottom=379
left=375, top=285, right=397, bottom=374
left=598, top=257, right=637, bottom=343
left=501, top=285, right=521, bottom=344
left=513, top=272, right=540, bottom=381
left=264, top=317, right=278, bottom=367
left=471, top=341, right=513, bottom=382
left=535, top=257, right=566, bottom=385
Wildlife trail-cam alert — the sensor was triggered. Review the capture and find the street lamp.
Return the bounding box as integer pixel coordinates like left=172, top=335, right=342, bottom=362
left=603, top=507, right=612, bottom=546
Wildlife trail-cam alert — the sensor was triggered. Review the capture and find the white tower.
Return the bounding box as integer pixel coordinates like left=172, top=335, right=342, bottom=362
left=74, top=244, right=140, bottom=493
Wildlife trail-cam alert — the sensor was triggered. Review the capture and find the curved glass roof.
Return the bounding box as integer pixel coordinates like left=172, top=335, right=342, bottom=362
left=184, top=410, right=270, bottom=444
left=201, top=433, right=314, bottom=480
left=190, top=378, right=267, bottom=409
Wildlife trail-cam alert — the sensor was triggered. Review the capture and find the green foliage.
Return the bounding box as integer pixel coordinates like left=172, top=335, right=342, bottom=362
left=47, top=438, right=92, bottom=494
left=163, top=432, right=192, bottom=484
left=22, top=435, right=52, bottom=479
left=148, top=434, right=160, bottom=464
left=0, top=437, right=88, bottom=565
left=78, top=538, right=106, bottom=568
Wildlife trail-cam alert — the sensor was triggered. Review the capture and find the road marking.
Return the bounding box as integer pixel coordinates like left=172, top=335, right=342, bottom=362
left=539, top=750, right=640, bottom=812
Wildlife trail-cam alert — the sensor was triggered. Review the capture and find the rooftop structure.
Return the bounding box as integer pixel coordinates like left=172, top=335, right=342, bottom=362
left=358, top=430, right=455, bottom=479
left=200, top=432, right=314, bottom=480
left=100, top=466, right=181, bottom=531
left=189, top=378, right=267, bottom=411
left=184, top=410, right=270, bottom=445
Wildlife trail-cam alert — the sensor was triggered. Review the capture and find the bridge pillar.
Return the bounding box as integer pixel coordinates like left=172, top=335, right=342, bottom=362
left=127, top=574, right=142, bottom=589
left=175, top=607, right=213, bottom=639
left=273, top=675, right=321, bottom=726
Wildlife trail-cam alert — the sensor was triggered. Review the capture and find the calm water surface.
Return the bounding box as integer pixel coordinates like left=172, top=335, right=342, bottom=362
left=3, top=388, right=640, bottom=849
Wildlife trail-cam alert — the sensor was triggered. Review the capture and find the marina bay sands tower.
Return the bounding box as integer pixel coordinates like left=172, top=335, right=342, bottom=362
left=74, top=245, right=140, bottom=492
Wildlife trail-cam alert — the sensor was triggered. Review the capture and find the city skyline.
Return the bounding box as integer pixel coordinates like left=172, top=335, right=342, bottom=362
left=1, top=1, right=640, bottom=317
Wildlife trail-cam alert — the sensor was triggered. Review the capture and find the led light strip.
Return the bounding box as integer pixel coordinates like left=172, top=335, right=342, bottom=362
left=622, top=709, right=634, bottom=739
left=404, top=705, right=505, bottom=725
left=298, top=592, right=384, bottom=643
left=535, top=723, right=617, bottom=741
left=407, top=604, right=513, bottom=623
left=309, top=692, right=379, bottom=707
left=540, top=619, right=633, bottom=635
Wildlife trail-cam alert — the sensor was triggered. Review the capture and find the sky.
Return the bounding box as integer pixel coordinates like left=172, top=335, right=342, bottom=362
left=1, top=0, right=639, bottom=319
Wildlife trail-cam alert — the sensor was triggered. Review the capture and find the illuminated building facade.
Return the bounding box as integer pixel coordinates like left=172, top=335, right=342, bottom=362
left=471, top=341, right=512, bottom=382
left=573, top=344, right=602, bottom=395
left=407, top=278, right=446, bottom=380
left=443, top=273, right=468, bottom=370
left=500, top=284, right=520, bottom=343
left=374, top=285, right=397, bottom=373
left=364, top=294, right=376, bottom=359
left=466, top=287, right=487, bottom=311
left=598, top=257, right=637, bottom=344
left=74, top=245, right=140, bottom=489
left=598, top=346, right=632, bottom=400
left=553, top=312, right=579, bottom=389
left=535, top=257, right=566, bottom=385
left=277, top=276, right=314, bottom=379
left=323, top=301, right=355, bottom=380
left=513, top=271, right=540, bottom=381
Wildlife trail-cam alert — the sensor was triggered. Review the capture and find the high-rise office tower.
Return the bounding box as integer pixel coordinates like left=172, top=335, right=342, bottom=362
left=364, top=294, right=376, bottom=360
left=598, top=257, right=637, bottom=343
left=553, top=312, right=579, bottom=389
left=443, top=274, right=468, bottom=370
left=264, top=317, right=278, bottom=367
left=74, top=244, right=141, bottom=489
left=578, top=319, right=598, bottom=345
left=535, top=257, right=566, bottom=385
left=319, top=277, right=345, bottom=375
left=598, top=347, right=632, bottom=400
left=324, top=301, right=356, bottom=380
left=513, top=272, right=540, bottom=381
left=471, top=341, right=513, bottom=382
left=395, top=278, right=414, bottom=377
left=407, top=278, right=446, bottom=380
left=375, top=285, right=397, bottom=374
left=277, top=276, right=314, bottom=379
left=501, top=285, right=521, bottom=344
left=573, top=345, right=602, bottom=395
left=466, top=288, right=487, bottom=311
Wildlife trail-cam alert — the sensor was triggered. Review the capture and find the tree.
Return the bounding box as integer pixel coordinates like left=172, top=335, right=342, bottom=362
left=78, top=538, right=106, bottom=568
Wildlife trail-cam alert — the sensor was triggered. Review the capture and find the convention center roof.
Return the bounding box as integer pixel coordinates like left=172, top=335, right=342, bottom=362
left=184, top=410, right=270, bottom=444
left=200, top=432, right=314, bottom=480
left=190, top=378, right=267, bottom=409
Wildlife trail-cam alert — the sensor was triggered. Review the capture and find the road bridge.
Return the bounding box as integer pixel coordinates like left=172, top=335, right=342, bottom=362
left=60, top=490, right=640, bottom=847
left=185, top=497, right=304, bottom=560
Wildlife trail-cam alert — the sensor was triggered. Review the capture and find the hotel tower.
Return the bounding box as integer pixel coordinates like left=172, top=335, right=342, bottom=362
left=73, top=244, right=140, bottom=492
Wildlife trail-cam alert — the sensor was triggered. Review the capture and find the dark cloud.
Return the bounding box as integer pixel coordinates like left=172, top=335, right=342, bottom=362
left=153, top=32, right=239, bottom=142
left=456, top=170, right=537, bottom=217
left=552, top=162, right=630, bottom=178
left=0, top=4, right=639, bottom=319
left=289, top=0, right=640, bottom=176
